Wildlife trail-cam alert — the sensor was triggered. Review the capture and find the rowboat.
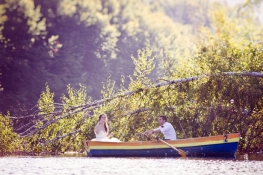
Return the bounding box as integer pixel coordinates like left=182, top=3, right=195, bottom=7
left=86, top=133, right=240, bottom=158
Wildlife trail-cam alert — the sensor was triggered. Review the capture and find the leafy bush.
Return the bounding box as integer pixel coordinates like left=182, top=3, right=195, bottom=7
left=0, top=113, right=20, bottom=155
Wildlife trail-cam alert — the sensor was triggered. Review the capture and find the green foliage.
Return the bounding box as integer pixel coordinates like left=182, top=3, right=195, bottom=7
left=38, top=84, right=55, bottom=114
left=22, top=84, right=89, bottom=153
left=129, top=43, right=155, bottom=89
left=0, top=113, right=20, bottom=155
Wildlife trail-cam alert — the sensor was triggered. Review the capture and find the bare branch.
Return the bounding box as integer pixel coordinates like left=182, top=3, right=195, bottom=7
left=41, top=129, right=81, bottom=146
left=224, top=72, right=263, bottom=77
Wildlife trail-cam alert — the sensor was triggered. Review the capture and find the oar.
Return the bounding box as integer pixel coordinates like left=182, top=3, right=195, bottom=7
left=144, top=134, right=186, bottom=157
left=156, top=137, right=187, bottom=157
left=143, top=134, right=151, bottom=141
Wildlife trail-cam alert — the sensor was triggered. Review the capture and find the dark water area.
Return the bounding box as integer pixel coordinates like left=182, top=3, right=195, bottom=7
left=237, top=153, right=263, bottom=161
left=0, top=153, right=263, bottom=175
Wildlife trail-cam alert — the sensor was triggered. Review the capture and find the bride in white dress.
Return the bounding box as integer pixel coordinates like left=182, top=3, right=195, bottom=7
left=91, top=114, right=121, bottom=142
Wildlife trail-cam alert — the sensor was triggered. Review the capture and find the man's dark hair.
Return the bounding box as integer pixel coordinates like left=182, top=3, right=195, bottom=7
left=159, top=115, right=167, bottom=121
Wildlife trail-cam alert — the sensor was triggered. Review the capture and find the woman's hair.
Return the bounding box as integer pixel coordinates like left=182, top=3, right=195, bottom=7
left=99, top=114, right=109, bottom=132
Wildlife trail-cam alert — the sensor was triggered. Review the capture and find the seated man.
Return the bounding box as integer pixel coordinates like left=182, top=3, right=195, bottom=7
left=142, top=115, right=176, bottom=140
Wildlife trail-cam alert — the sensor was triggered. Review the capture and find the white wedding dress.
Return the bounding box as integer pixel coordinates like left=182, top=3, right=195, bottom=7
left=91, top=130, right=121, bottom=142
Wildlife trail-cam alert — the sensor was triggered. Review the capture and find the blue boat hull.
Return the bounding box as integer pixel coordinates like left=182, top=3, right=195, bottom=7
left=88, top=142, right=238, bottom=158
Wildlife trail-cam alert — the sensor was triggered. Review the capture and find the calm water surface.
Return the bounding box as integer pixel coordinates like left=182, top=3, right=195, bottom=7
left=0, top=154, right=263, bottom=175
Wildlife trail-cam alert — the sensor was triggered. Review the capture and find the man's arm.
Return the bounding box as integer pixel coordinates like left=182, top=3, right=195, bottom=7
left=148, top=128, right=161, bottom=135
left=142, top=128, right=161, bottom=137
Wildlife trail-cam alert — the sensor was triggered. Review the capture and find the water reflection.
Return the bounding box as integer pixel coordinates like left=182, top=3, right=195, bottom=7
left=0, top=154, right=263, bottom=175
left=237, top=153, right=263, bottom=161
left=59, top=152, right=263, bottom=161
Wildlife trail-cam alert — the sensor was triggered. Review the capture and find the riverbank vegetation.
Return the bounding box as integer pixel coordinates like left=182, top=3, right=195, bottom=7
left=0, top=0, right=263, bottom=156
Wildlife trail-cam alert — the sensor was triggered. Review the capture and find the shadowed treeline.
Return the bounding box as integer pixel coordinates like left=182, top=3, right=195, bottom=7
left=0, top=0, right=213, bottom=113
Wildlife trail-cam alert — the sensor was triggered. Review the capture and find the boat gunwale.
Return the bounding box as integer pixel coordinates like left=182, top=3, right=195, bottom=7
left=87, top=133, right=240, bottom=144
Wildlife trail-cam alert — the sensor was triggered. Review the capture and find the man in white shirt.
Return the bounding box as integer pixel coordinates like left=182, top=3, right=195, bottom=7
left=142, top=115, right=176, bottom=140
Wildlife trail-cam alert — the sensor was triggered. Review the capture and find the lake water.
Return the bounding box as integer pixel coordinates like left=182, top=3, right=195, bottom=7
left=0, top=153, right=263, bottom=175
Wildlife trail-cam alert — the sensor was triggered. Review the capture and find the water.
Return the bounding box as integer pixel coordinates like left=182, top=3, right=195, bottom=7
left=0, top=154, right=263, bottom=175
